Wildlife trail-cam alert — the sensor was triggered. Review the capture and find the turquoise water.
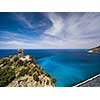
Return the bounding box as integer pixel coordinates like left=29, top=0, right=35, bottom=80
left=0, top=49, right=100, bottom=87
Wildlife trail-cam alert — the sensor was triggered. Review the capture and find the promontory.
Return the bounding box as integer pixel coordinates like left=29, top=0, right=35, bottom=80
left=0, top=49, right=56, bottom=87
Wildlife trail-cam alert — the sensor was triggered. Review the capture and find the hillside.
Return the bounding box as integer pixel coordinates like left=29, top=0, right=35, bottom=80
left=0, top=50, right=56, bottom=87
left=88, top=45, right=100, bottom=53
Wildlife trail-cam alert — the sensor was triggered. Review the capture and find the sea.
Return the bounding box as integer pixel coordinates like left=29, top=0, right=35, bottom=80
left=0, top=49, right=100, bottom=87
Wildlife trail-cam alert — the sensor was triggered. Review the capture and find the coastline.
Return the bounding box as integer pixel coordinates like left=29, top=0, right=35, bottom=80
left=73, top=74, right=100, bottom=87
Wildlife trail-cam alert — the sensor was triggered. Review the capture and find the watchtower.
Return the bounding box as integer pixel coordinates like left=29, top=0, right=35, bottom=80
left=18, top=49, right=24, bottom=57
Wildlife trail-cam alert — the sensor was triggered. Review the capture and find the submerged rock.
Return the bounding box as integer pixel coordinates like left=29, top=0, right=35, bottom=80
left=0, top=50, right=56, bottom=87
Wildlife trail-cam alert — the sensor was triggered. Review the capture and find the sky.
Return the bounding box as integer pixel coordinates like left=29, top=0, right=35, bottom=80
left=0, top=12, right=100, bottom=49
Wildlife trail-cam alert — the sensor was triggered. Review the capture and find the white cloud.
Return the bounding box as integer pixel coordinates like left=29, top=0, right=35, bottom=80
left=40, top=13, right=100, bottom=49
left=44, top=13, right=64, bottom=36
left=1, top=13, right=100, bottom=49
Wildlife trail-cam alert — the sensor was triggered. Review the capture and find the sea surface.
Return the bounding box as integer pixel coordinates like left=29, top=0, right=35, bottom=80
left=0, top=49, right=100, bottom=87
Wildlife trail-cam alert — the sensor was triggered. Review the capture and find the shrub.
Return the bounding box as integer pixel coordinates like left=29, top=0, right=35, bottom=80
left=14, top=56, right=19, bottom=62
left=51, top=78, right=56, bottom=83
left=29, top=55, right=36, bottom=63
left=17, top=60, right=23, bottom=66
left=23, top=60, right=27, bottom=67
left=46, top=80, right=49, bottom=85
left=9, top=55, right=13, bottom=58
left=19, top=68, right=28, bottom=77
left=0, top=67, right=15, bottom=87
left=0, top=58, right=10, bottom=67
left=0, top=80, right=7, bottom=86
left=33, top=73, right=39, bottom=82
left=7, top=61, right=13, bottom=66
left=45, top=73, right=50, bottom=77
left=29, top=68, right=36, bottom=76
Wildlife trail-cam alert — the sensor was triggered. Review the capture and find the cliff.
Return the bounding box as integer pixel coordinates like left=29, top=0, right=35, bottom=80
left=0, top=50, right=56, bottom=87
left=88, top=45, right=100, bottom=53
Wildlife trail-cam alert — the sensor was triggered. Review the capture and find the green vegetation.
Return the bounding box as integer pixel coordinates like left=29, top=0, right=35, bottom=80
left=29, top=55, right=36, bottom=63
left=0, top=58, right=10, bottom=67
left=29, top=67, right=36, bottom=76
left=13, top=56, right=19, bottom=62
left=0, top=51, right=56, bottom=87
left=51, top=78, right=56, bottom=84
left=17, top=60, right=23, bottom=66
left=45, top=73, right=50, bottom=77
left=46, top=80, right=49, bottom=85
left=18, top=68, right=29, bottom=77
left=23, top=60, right=27, bottom=67
left=0, top=67, right=15, bottom=86
left=33, top=72, right=39, bottom=82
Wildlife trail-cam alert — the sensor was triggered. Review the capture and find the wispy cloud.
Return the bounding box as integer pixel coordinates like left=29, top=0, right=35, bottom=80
left=40, top=12, right=100, bottom=49
left=44, top=13, right=65, bottom=37
left=0, top=31, right=33, bottom=42
left=0, top=12, right=100, bottom=49
left=13, top=13, right=49, bottom=31
left=14, top=13, right=34, bottom=29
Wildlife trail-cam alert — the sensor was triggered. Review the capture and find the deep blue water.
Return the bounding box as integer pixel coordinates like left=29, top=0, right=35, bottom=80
left=0, top=49, right=100, bottom=87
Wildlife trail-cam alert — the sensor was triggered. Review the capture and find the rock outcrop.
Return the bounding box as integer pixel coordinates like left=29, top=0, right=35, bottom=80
left=0, top=50, right=56, bottom=87
left=88, top=45, right=100, bottom=53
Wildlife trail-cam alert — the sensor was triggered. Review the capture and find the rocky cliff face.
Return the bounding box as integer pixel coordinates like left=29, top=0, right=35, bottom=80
left=88, top=46, right=100, bottom=53
left=0, top=51, right=56, bottom=87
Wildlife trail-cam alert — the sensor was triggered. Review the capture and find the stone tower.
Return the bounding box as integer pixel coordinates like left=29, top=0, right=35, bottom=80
left=18, top=49, right=24, bottom=57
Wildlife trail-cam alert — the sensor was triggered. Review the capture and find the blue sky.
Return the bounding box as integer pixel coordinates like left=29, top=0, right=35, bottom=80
left=0, top=12, right=100, bottom=49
